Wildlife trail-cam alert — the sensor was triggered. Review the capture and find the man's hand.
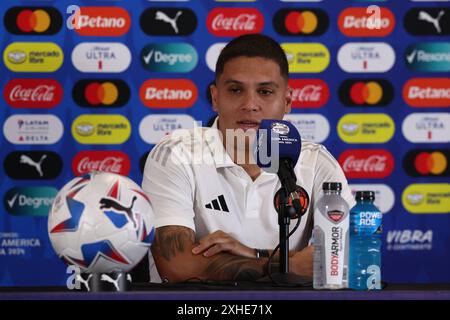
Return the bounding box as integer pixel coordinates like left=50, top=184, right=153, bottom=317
left=192, top=230, right=256, bottom=258
left=289, top=245, right=314, bottom=279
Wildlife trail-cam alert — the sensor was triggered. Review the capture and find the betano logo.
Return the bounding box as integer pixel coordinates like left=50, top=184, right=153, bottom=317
left=273, top=8, right=328, bottom=36
left=72, top=115, right=131, bottom=144
left=349, top=184, right=395, bottom=213
left=405, top=42, right=450, bottom=72
left=339, top=79, right=394, bottom=106
left=3, top=42, right=63, bottom=72
left=283, top=113, right=330, bottom=143
left=288, top=79, right=329, bottom=108
left=338, top=113, right=395, bottom=143
left=281, top=43, right=330, bottom=73
left=403, top=149, right=449, bottom=177
left=139, top=114, right=197, bottom=144
left=72, top=79, right=130, bottom=108
left=140, top=79, right=197, bottom=108
left=206, top=8, right=264, bottom=37
left=402, top=183, right=450, bottom=214
left=403, top=78, right=450, bottom=107
left=141, top=43, right=198, bottom=73
left=402, top=112, right=450, bottom=143
left=72, top=43, right=131, bottom=73
left=4, top=187, right=57, bottom=216
left=338, top=7, right=395, bottom=37
left=338, top=42, right=395, bottom=73
left=4, top=6, right=62, bottom=35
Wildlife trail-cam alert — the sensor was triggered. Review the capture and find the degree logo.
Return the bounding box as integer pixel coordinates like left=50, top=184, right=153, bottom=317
left=141, top=43, right=198, bottom=73
left=69, top=7, right=131, bottom=36
left=403, top=149, right=449, bottom=177
left=338, top=7, right=395, bottom=37
left=72, top=115, right=131, bottom=145
left=339, top=79, right=394, bottom=106
left=72, top=43, right=131, bottom=73
left=403, top=78, right=450, bottom=108
left=4, top=187, right=57, bottom=216
left=73, top=79, right=130, bottom=108
left=404, top=8, right=450, bottom=36
left=281, top=43, right=330, bottom=73
left=3, top=42, right=63, bottom=72
left=402, top=183, right=450, bottom=214
left=338, top=113, right=395, bottom=143
left=140, top=79, right=197, bottom=108
left=4, top=6, right=62, bottom=35
left=273, top=8, right=328, bottom=36
left=405, top=42, right=450, bottom=72
left=140, top=8, right=197, bottom=36
left=402, top=113, right=450, bottom=143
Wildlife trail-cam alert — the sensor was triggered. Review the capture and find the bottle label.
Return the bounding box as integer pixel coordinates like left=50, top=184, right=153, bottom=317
left=351, top=209, right=382, bottom=235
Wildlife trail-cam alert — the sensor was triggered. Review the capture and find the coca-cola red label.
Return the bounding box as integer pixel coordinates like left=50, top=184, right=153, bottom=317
left=338, top=149, right=394, bottom=179
left=288, top=79, right=329, bottom=108
left=207, top=8, right=264, bottom=37
left=4, top=79, right=63, bottom=108
left=72, top=151, right=131, bottom=176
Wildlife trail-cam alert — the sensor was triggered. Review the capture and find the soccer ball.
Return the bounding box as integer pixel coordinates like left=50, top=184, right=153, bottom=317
left=48, top=171, right=155, bottom=274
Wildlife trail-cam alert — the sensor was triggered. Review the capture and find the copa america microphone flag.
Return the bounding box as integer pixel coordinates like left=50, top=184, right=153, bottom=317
left=0, top=0, right=449, bottom=296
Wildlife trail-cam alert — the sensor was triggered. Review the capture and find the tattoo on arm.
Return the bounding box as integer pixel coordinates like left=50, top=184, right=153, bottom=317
left=152, top=226, right=195, bottom=261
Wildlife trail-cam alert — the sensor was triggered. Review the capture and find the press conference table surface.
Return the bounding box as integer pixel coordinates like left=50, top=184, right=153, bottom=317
left=0, top=283, right=449, bottom=300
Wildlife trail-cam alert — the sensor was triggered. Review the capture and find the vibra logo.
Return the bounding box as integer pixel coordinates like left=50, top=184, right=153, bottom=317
left=402, top=183, right=450, bottom=214
left=402, top=113, right=450, bottom=143
left=338, top=42, right=395, bottom=73
left=141, top=43, right=198, bottom=73
left=338, top=7, right=395, bottom=37
left=339, top=149, right=394, bottom=179
left=4, top=6, right=62, bottom=35
left=140, top=8, right=197, bottom=36
left=338, top=113, right=395, bottom=143
left=4, top=151, right=62, bottom=180
left=72, top=115, right=131, bottom=145
left=386, top=229, right=433, bottom=251
left=72, top=151, right=131, bottom=176
left=283, top=114, right=330, bottom=143
left=403, top=78, right=450, bottom=107
left=405, top=42, right=450, bottom=72
left=4, top=79, right=63, bottom=109
left=273, top=8, right=328, bottom=36
left=139, top=114, right=196, bottom=144
left=339, top=79, right=394, bottom=106
left=3, top=114, right=63, bottom=145
left=72, top=43, right=131, bottom=73
left=140, top=79, right=197, bottom=108
left=403, top=149, right=449, bottom=177
left=72, top=79, right=130, bottom=108
left=288, top=79, right=329, bottom=108
left=281, top=43, right=330, bottom=73
left=206, top=8, right=264, bottom=37
left=3, top=42, right=63, bottom=72
left=4, top=187, right=57, bottom=216
left=405, top=8, right=450, bottom=36
left=349, top=184, right=395, bottom=213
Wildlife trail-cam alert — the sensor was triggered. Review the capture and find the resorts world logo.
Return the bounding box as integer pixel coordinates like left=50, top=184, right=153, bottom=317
left=141, top=43, right=198, bottom=73
left=140, top=8, right=197, bottom=36
left=72, top=79, right=130, bottom=108
left=4, top=6, right=62, bottom=35
left=273, top=8, right=328, bottom=36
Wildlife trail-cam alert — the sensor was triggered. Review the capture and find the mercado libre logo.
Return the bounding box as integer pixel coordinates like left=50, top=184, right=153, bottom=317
left=71, top=114, right=131, bottom=145
left=206, top=8, right=264, bottom=37
left=4, top=78, right=63, bottom=109
left=403, top=149, right=450, bottom=177
left=4, top=6, right=62, bottom=35
left=72, top=150, right=131, bottom=176
left=140, top=79, right=197, bottom=108
left=4, top=187, right=57, bottom=216
left=339, top=79, right=394, bottom=107
left=337, top=113, right=395, bottom=143
left=140, top=7, right=197, bottom=36
left=281, top=43, right=330, bottom=73
left=141, top=43, right=198, bottom=73
left=3, top=42, right=63, bottom=72
left=273, top=8, right=328, bottom=36
left=405, top=42, right=450, bottom=72
left=338, top=7, right=395, bottom=37
left=73, top=79, right=130, bottom=108
left=402, top=183, right=450, bottom=214
left=4, top=151, right=63, bottom=180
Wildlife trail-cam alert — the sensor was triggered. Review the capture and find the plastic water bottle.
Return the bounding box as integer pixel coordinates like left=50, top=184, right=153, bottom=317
left=313, top=182, right=349, bottom=289
left=349, top=191, right=382, bottom=290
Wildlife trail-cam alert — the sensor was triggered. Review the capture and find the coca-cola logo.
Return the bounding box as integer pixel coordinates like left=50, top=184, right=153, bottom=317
left=338, top=149, right=394, bottom=179
left=207, top=8, right=264, bottom=36
left=288, top=79, right=329, bottom=108
left=72, top=151, right=131, bottom=176
left=4, top=79, right=63, bottom=108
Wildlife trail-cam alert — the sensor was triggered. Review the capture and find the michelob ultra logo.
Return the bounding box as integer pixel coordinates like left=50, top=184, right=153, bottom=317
left=139, top=114, right=196, bottom=144
left=72, top=79, right=130, bottom=108
left=403, top=78, right=450, bottom=108
left=402, top=112, right=450, bottom=143
left=338, top=7, right=395, bottom=37
left=339, top=79, right=394, bottom=107
left=72, top=114, right=131, bottom=144
left=206, top=43, right=227, bottom=72
left=281, top=43, right=330, bottom=73
left=273, top=8, right=328, bottom=36
left=405, top=42, right=450, bottom=72
left=4, top=6, right=62, bottom=35
left=402, top=183, right=450, bottom=214
left=72, top=43, right=131, bottom=73
left=3, top=42, right=63, bottom=72
left=69, top=6, right=131, bottom=36
left=140, top=79, right=197, bottom=108
left=4, top=186, right=57, bottom=216
left=141, top=43, right=198, bottom=73
left=338, top=113, right=395, bottom=143
left=338, top=42, right=395, bottom=73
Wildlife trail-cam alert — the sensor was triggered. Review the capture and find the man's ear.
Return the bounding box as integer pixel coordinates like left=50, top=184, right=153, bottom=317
left=210, top=83, right=219, bottom=112
left=284, top=85, right=292, bottom=114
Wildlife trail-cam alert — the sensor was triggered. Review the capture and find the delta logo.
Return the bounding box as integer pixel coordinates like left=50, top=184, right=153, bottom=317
left=281, top=43, right=330, bottom=73
left=4, top=79, right=63, bottom=109
left=339, top=149, right=394, bottom=179
left=273, top=8, right=328, bottom=36
left=403, top=149, right=449, bottom=177
left=140, top=79, right=197, bottom=108
left=403, top=78, right=450, bottom=107
left=4, top=6, right=62, bottom=35
left=73, top=79, right=130, bottom=108
left=405, top=42, right=450, bottom=72
left=338, top=7, right=395, bottom=37
left=288, top=79, right=329, bottom=108
left=206, top=8, right=264, bottom=37
left=402, top=183, right=449, bottom=214
left=72, top=150, right=131, bottom=176
left=337, top=42, right=395, bottom=73
left=3, top=42, right=63, bottom=73
left=283, top=113, right=330, bottom=143
left=141, top=43, right=198, bottom=73
left=68, top=6, right=131, bottom=37
left=72, top=115, right=131, bottom=145
left=140, top=8, right=197, bottom=36
left=3, top=114, right=63, bottom=145
left=404, top=7, right=450, bottom=36
left=72, top=43, right=131, bottom=73
left=402, top=112, right=450, bottom=143
left=339, top=79, right=394, bottom=107
left=337, top=113, right=395, bottom=143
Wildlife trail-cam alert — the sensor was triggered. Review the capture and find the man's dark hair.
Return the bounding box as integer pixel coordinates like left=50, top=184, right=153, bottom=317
left=215, top=33, right=289, bottom=82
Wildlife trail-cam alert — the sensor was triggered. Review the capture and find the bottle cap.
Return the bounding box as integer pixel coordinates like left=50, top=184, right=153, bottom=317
left=322, top=182, right=342, bottom=191
left=355, top=191, right=375, bottom=201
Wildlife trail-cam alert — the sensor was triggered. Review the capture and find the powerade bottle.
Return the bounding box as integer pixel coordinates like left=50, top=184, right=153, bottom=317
left=313, top=182, right=349, bottom=289
left=349, top=191, right=382, bottom=290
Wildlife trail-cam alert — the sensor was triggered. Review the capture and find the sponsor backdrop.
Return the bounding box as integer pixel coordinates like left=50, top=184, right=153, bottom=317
left=0, top=0, right=449, bottom=286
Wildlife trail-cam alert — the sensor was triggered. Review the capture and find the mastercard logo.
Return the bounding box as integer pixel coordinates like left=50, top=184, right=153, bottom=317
left=403, top=149, right=449, bottom=177
left=73, top=79, right=130, bottom=108
left=402, top=183, right=450, bottom=214
left=339, top=79, right=394, bottom=106
left=273, top=8, right=328, bottom=36
left=4, top=7, right=62, bottom=35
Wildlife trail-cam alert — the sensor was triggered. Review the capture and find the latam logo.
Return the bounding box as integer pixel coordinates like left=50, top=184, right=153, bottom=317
left=404, top=8, right=450, bottom=36
left=68, top=6, right=131, bottom=36
left=4, top=6, right=62, bottom=35
left=403, top=149, right=449, bottom=177
left=339, top=149, right=394, bottom=179
left=281, top=43, right=330, bottom=73
left=337, top=43, right=395, bottom=73
left=402, top=183, right=449, bottom=214
left=283, top=114, right=330, bottom=143
left=140, top=8, right=197, bottom=36
left=273, top=8, right=328, bottom=36
left=72, top=151, right=131, bottom=176
left=140, top=79, right=197, bottom=108
left=4, top=79, right=63, bottom=108
left=141, top=43, right=197, bottom=73
left=206, top=42, right=227, bottom=72
left=3, top=42, right=63, bottom=72
left=72, top=115, right=131, bottom=145
left=3, top=114, right=63, bottom=145
left=339, top=79, right=394, bottom=107
left=338, top=7, right=395, bottom=37
left=4, top=151, right=62, bottom=180
left=139, top=114, right=196, bottom=145
left=288, top=79, right=329, bottom=108
left=405, top=42, right=450, bottom=72
left=206, top=8, right=264, bottom=37
left=386, top=229, right=433, bottom=251
left=402, top=113, right=450, bottom=143
left=349, top=183, right=395, bottom=213
left=337, top=113, right=395, bottom=144
left=72, top=79, right=130, bottom=108
left=4, top=187, right=57, bottom=216
left=72, top=43, right=131, bottom=73
left=403, top=78, right=450, bottom=108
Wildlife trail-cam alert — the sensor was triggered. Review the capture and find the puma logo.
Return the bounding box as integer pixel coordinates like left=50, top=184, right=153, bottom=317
left=100, top=273, right=132, bottom=291
left=100, top=196, right=137, bottom=228
left=20, top=154, right=47, bottom=177
left=418, top=10, right=445, bottom=34
left=76, top=274, right=93, bottom=292
left=155, top=10, right=182, bottom=34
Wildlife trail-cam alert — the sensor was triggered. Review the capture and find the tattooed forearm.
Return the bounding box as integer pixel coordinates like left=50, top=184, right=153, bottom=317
left=152, top=226, right=195, bottom=261
left=204, top=254, right=265, bottom=281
